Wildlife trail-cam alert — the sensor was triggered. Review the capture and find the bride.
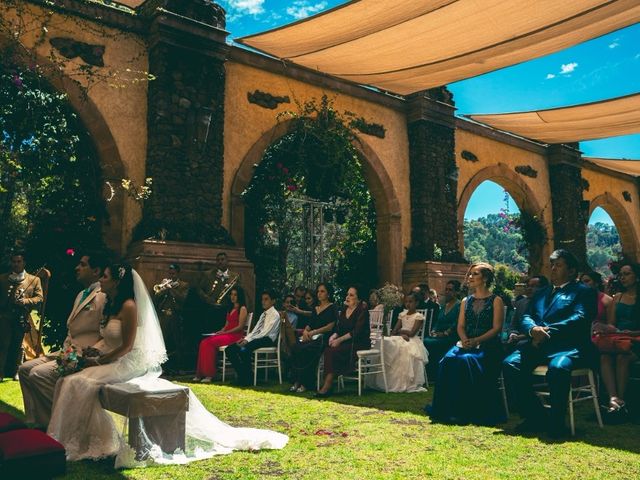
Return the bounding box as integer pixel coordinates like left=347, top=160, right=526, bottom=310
left=47, top=263, right=288, bottom=467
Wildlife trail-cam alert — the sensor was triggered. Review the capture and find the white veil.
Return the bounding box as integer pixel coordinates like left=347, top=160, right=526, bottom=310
left=130, top=270, right=168, bottom=376
left=113, top=270, right=288, bottom=468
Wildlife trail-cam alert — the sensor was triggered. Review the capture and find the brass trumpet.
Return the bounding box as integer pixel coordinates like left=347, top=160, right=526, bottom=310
left=215, top=273, right=239, bottom=305
left=153, top=278, right=178, bottom=294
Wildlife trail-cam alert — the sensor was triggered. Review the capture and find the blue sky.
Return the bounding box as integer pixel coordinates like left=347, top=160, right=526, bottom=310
left=219, top=0, right=639, bottom=225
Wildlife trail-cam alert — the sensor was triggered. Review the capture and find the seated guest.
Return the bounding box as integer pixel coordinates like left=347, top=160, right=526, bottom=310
left=503, top=249, right=597, bottom=438
left=194, top=286, right=248, bottom=383
left=287, top=286, right=313, bottom=322
left=507, top=276, right=549, bottom=347
left=289, top=283, right=338, bottom=393
left=413, top=283, right=440, bottom=327
left=316, top=285, right=370, bottom=397
left=370, top=292, right=428, bottom=392
left=424, top=280, right=461, bottom=377
left=368, top=289, right=384, bottom=312
left=580, top=271, right=613, bottom=330
left=426, top=262, right=505, bottom=425
left=226, top=289, right=280, bottom=386
left=597, top=261, right=639, bottom=414
left=429, top=289, right=439, bottom=304
left=282, top=294, right=299, bottom=329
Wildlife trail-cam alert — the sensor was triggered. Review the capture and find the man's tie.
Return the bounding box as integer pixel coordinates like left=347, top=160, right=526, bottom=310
left=545, top=286, right=560, bottom=306
left=80, top=287, right=92, bottom=303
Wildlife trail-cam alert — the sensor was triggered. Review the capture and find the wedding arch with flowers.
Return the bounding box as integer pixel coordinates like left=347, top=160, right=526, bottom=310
left=242, top=95, right=378, bottom=299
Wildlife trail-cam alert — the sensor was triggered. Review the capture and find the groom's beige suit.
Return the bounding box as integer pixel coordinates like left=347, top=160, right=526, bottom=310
left=18, top=284, right=105, bottom=426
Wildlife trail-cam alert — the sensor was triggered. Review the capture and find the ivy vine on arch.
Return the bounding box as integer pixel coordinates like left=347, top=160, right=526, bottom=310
left=242, top=95, right=378, bottom=297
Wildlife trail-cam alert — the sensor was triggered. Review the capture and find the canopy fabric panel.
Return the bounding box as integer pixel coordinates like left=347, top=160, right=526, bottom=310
left=584, top=157, right=640, bottom=177
left=468, top=93, right=640, bottom=143
left=238, top=0, right=640, bottom=95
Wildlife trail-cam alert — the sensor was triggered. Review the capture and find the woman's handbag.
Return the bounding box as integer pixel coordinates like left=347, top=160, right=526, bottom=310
left=592, top=332, right=640, bottom=353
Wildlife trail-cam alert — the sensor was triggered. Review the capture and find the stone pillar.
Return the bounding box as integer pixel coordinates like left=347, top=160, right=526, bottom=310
left=405, top=88, right=460, bottom=262
left=547, top=143, right=588, bottom=266
left=403, top=88, right=465, bottom=290
left=139, top=1, right=231, bottom=244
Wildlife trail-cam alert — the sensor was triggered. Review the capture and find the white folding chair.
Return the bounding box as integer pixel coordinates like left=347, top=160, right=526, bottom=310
left=532, top=366, right=603, bottom=436
left=253, top=328, right=283, bottom=385
left=499, top=373, right=509, bottom=417
left=220, top=313, right=253, bottom=382
left=415, top=309, right=431, bottom=388
left=337, top=309, right=387, bottom=396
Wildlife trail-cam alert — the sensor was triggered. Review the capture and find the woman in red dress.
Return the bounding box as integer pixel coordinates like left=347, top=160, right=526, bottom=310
left=194, top=286, right=248, bottom=383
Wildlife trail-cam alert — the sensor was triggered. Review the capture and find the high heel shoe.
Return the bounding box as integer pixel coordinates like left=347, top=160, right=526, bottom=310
left=607, top=397, right=627, bottom=413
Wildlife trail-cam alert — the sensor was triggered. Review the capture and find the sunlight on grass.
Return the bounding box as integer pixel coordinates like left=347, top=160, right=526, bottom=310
left=1, top=379, right=638, bottom=479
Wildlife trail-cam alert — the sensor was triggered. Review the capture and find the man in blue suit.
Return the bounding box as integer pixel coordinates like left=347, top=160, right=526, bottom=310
left=503, top=249, right=597, bottom=438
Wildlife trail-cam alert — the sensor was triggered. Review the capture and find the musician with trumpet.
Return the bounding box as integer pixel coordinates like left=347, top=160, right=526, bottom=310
left=153, top=263, right=189, bottom=371
left=196, top=252, right=241, bottom=332
left=0, top=252, right=43, bottom=381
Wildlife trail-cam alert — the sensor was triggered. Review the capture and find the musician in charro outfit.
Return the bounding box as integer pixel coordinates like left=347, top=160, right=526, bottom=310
left=197, top=252, right=241, bottom=332
left=153, top=263, right=189, bottom=371
left=0, top=252, right=43, bottom=380
left=18, top=252, right=107, bottom=426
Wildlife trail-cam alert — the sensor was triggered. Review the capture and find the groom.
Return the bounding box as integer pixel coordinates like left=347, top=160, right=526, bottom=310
left=18, top=251, right=108, bottom=427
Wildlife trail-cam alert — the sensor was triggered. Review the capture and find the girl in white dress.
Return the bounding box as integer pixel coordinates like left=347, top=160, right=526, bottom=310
left=47, top=264, right=287, bottom=467
left=371, top=292, right=429, bottom=392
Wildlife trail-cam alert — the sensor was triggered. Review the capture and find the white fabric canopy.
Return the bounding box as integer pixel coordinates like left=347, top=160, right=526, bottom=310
left=239, top=0, right=640, bottom=95
left=468, top=93, right=640, bottom=143
left=584, top=157, right=640, bottom=177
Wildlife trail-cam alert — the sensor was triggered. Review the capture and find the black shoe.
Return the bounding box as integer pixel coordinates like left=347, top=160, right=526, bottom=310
left=547, top=425, right=571, bottom=440
left=515, top=418, right=546, bottom=434
left=314, top=390, right=332, bottom=398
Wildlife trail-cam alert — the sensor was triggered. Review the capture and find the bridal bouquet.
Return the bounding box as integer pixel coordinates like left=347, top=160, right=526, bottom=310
left=376, top=283, right=405, bottom=313
left=55, top=345, right=102, bottom=376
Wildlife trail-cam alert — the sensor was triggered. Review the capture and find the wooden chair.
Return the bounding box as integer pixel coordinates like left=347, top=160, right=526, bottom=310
left=253, top=328, right=283, bottom=385
left=220, top=313, right=253, bottom=382
left=337, top=309, right=387, bottom=396
left=532, top=366, right=603, bottom=435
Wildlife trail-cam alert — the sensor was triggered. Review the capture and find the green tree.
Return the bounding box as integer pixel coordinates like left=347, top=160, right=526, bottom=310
left=0, top=55, right=106, bottom=349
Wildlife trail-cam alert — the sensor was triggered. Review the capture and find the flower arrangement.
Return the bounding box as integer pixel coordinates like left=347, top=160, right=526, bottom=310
left=376, top=283, right=405, bottom=313
left=55, top=345, right=102, bottom=376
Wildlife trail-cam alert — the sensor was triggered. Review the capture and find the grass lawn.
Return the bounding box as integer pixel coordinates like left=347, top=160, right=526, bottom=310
left=1, top=378, right=639, bottom=479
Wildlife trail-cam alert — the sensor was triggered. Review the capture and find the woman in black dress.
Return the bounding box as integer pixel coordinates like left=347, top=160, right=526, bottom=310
left=316, top=285, right=370, bottom=397
left=289, top=283, right=338, bottom=392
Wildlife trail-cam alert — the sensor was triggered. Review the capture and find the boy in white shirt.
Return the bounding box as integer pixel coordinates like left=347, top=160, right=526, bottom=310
left=226, top=289, right=280, bottom=385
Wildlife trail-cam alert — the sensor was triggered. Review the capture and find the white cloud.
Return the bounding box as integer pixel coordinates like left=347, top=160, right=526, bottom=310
left=609, top=42, right=620, bottom=49
left=559, top=62, right=578, bottom=74
left=545, top=73, right=555, bottom=80
left=226, top=0, right=265, bottom=15
left=286, top=1, right=328, bottom=20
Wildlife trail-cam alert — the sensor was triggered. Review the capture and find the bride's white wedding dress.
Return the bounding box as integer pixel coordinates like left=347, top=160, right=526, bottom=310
left=47, top=271, right=288, bottom=467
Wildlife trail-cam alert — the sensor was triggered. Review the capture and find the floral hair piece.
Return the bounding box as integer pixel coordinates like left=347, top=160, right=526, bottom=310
left=118, top=266, right=126, bottom=280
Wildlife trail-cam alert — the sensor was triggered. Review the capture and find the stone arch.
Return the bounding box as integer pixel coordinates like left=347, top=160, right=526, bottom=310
left=230, top=119, right=403, bottom=284
left=1, top=41, right=128, bottom=253
left=589, top=193, right=639, bottom=262
left=457, top=163, right=551, bottom=273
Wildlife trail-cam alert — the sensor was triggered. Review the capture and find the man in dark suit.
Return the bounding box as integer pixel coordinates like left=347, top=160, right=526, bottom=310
left=503, top=249, right=597, bottom=438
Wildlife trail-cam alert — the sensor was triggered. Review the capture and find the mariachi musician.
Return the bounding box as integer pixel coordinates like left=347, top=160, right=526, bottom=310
left=153, top=263, right=189, bottom=371
left=0, top=252, right=43, bottom=381
left=197, top=252, right=240, bottom=332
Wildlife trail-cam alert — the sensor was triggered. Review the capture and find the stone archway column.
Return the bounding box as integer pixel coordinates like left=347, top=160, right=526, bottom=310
left=547, top=143, right=588, bottom=267
left=129, top=2, right=256, bottom=308
left=403, top=88, right=465, bottom=291
left=142, top=0, right=230, bottom=243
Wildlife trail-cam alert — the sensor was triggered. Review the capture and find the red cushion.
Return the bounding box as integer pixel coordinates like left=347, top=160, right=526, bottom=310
left=0, top=429, right=65, bottom=460
left=0, top=413, right=26, bottom=433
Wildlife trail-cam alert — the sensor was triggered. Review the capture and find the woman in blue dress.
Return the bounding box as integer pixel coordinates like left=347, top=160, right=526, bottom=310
left=426, top=262, right=506, bottom=425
